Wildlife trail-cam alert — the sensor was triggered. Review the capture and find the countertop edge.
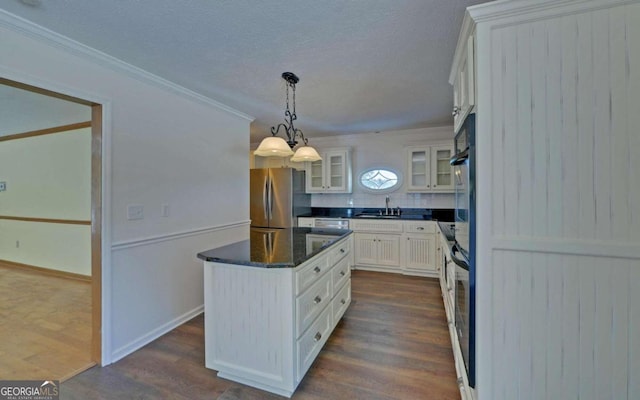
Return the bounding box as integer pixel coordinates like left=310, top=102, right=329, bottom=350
left=197, top=229, right=352, bottom=268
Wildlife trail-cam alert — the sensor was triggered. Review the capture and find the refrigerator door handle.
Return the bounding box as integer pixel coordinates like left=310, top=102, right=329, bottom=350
left=263, top=176, right=269, bottom=221
left=268, top=178, right=274, bottom=220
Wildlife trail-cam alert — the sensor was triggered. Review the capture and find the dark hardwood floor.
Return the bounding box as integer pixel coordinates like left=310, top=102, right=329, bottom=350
left=62, top=270, right=459, bottom=399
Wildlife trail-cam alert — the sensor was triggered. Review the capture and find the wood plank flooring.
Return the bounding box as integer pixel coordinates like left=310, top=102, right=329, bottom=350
left=62, top=270, right=459, bottom=399
left=0, top=262, right=93, bottom=380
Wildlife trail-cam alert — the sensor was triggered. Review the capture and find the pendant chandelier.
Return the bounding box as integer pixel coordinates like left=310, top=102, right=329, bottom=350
left=254, top=72, right=322, bottom=162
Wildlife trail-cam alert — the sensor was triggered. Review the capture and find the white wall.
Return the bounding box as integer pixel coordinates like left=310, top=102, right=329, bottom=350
left=306, top=126, right=456, bottom=209
left=0, top=11, right=252, bottom=363
left=0, top=128, right=92, bottom=275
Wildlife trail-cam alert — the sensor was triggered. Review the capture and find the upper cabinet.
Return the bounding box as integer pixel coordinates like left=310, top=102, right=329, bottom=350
left=305, top=148, right=352, bottom=193
left=406, top=144, right=455, bottom=192
left=452, top=34, right=475, bottom=133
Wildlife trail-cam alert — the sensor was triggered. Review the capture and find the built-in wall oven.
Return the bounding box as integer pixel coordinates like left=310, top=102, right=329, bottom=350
left=450, top=113, right=476, bottom=387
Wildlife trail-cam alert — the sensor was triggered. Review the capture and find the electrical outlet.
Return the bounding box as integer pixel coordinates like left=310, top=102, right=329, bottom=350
left=0, top=182, right=6, bottom=191
left=127, top=204, right=144, bottom=220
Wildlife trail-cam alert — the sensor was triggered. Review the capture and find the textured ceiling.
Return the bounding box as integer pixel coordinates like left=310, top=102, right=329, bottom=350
left=1, top=0, right=489, bottom=142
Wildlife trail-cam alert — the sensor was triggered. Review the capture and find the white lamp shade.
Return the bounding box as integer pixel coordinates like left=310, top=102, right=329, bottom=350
left=291, top=145, right=322, bottom=162
left=254, top=136, right=294, bottom=157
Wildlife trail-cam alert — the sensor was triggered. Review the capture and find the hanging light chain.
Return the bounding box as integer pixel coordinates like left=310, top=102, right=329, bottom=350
left=270, top=72, right=309, bottom=148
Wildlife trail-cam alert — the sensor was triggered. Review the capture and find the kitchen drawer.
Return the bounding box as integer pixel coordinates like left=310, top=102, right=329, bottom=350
left=297, top=217, right=315, bottom=227
left=404, top=221, right=436, bottom=234
left=328, top=237, right=350, bottom=265
left=296, top=305, right=332, bottom=382
left=332, top=279, right=351, bottom=327
left=331, top=256, right=350, bottom=295
left=296, top=272, right=332, bottom=337
left=350, top=219, right=403, bottom=233
left=295, top=255, right=329, bottom=296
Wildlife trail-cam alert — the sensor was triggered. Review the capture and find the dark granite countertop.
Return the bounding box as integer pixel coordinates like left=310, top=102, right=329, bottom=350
left=197, top=227, right=352, bottom=268
left=299, top=207, right=455, bottom=222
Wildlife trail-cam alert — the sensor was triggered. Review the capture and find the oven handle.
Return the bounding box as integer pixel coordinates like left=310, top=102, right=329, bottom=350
left=450, top=243, right=470, bottom=271
left=450, top=148, right=469, bottom=166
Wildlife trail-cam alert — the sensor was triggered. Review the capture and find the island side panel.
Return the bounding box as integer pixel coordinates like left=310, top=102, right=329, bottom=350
left=204, top=262, right=295, bottom=394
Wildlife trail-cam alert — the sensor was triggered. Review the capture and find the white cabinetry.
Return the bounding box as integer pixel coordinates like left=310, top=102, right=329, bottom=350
left=297, top=217, right=315, bottom=227
left=452, top=34, right=475, bottom=133
left=203, top=235, right=353, bottom=397
left=352, top=220, right=402, bottom=271
left=406, top=145, right=455, bottom=192
left=402, top=221, right=437, bottom=275
left=351, top=219, right=440, bottom=277
left=354, top=233, right=401, bottom=268
left=305, top=148, right=352, bottom=193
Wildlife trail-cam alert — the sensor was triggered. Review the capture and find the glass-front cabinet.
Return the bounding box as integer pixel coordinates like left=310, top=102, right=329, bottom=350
left=406, top=145, right=454, bottom=192
left=305, top=148, right=352, bottom=193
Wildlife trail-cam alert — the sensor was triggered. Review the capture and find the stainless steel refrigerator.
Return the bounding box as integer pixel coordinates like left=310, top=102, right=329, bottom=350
left=250, top=168, right=310, bottom=228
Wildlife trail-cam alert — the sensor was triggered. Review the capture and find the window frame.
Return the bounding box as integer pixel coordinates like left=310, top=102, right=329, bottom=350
left=357, top=167, right=402, bottom=194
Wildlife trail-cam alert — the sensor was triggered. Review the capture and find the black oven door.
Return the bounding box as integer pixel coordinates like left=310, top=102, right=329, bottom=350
left=450, top=113, right=476, bottom=387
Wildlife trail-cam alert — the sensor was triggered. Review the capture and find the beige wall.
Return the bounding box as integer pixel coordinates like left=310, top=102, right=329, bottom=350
left=0, top=127, right=91, bottom=275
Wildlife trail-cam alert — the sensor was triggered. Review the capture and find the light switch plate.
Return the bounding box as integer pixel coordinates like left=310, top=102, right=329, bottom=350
left=127, top=204, right=144, bottom=220
left=0, top=182, right=6, bottom=191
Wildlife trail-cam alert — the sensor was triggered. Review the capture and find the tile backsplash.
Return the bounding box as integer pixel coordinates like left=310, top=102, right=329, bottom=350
left=311, top=193, right=454, bottom=209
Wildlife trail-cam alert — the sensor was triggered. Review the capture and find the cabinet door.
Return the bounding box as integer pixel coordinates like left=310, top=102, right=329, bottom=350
left=305, top=149, right=352, bottom=193
left=406, top=147, right=431, bottom=191
left=376, top=234, right=401, bottom=267
left=354, top=233, right=378, bottom=265
left=404, top=234, right=436, bottom=272
left=305, top=160, right=324, bottom=193
left=453, top=35, right=475, bottom=133
left=430, top=145, right=455, bottom=191
left=324, top=150, right=349, bottom=192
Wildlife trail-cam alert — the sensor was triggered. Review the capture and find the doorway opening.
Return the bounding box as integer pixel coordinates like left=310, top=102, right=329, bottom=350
left=0, top=77, right=102, bottom=380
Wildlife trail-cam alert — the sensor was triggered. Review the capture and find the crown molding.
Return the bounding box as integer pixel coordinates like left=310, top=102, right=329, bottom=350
left=467, top=0, right=637, bottom=24
left=0, top=10, right=254, bottom=122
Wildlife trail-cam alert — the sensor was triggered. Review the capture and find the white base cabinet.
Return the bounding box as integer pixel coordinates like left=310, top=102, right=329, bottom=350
left=354, top=232, right=401, bottom=269
left=204, top=236, right=353, bottom=398
left=351, top=219, right=439, bottom=277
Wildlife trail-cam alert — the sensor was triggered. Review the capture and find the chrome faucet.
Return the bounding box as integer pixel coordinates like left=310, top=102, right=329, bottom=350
left=385, top=196, right=390, bottom=215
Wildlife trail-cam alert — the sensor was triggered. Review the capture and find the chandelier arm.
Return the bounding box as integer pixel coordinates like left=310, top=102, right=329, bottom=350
left=271, top=123, right=287, bottom=137
left=295, top=128, right=308, bottom=145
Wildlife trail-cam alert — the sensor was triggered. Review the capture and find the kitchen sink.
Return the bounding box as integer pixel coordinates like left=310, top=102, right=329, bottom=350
left=354, top=214, right=401, bottom=219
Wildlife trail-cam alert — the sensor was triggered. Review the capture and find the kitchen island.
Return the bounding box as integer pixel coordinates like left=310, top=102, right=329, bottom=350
left=197, top=227, right=353, bottom=397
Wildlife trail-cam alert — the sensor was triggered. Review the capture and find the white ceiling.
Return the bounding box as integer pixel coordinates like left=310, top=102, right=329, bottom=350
left=1, top=0, right=489, bottom=142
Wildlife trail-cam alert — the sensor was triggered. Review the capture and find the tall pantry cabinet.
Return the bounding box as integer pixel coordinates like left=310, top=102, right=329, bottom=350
left=455, top=1, right=640, bottom=399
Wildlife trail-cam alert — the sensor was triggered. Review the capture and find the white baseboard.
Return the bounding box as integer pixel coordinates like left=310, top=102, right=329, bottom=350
left=354, top=265, right=438, bottom=278
left=110, top=305, right=204, bottom=363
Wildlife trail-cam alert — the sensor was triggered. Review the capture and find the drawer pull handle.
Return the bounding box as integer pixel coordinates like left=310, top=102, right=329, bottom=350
left=340, top=248, right=345, bottom=253
left=341, top=299, right=346, bottom=305
left=313, top=266, right=321, bottom=273
left=417, top=227, right=424, bottom=230
left=340, top=271, right=346, bottom=277
left=314, top=332, right=322, bottom=342
left=314, top=296, right=322, bottom=304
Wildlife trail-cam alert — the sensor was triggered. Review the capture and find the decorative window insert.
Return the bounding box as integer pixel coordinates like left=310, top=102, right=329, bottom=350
left=358, top=168, right=401, bottom=192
